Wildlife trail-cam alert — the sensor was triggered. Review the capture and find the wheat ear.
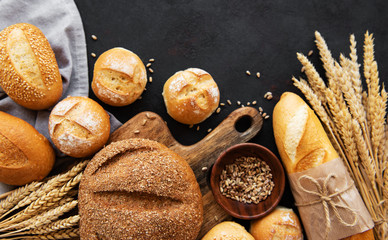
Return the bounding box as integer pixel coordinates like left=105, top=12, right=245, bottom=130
left=296, top=53, right=327, bottom=103
left=0, top=200, right=78, bottom=238
left=0, top=182, right=43, bottom=217
left=6, top=160, right=87, bottom=216
left=0, top=173, right=82, bottom=228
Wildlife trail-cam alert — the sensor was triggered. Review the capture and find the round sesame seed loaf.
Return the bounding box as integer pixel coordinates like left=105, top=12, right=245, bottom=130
left=79, top=138, right=203, bottom=240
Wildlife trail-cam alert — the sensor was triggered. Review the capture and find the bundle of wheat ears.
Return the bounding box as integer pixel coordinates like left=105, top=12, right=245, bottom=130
left=293, top=31, right=387, bottom=239
left=0, top=160, right=88, bottom=239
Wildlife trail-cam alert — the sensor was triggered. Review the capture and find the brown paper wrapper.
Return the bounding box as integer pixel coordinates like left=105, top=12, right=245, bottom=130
left=288, top=158, right=374, bottom=240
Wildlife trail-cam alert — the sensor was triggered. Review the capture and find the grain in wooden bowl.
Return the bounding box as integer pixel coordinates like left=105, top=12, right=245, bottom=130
left=210, top=143, right=285, bottom=220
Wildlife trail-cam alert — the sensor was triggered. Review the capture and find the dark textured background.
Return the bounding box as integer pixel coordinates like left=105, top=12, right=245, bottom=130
left=74, top=0, right=388, bottom=228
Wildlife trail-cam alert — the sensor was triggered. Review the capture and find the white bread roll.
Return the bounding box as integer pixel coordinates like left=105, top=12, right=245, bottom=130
left=202, top=221, right=255, bottom=240
left=49, top=96, right=110, bottom=158
left=272, top=92, right=374, bottom=239
left=162, top=68, right=220, bottom=125
left=0, top=23, right=62, bottom=110
left=250, top=206, right=303, bottom=240
left=91, top=47, right=147, bottom=106
left=0, top=111, right=55, bottom=185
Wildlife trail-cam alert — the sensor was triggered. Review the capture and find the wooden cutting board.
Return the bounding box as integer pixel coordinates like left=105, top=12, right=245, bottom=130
left=109, top=107, right=263, bottom=238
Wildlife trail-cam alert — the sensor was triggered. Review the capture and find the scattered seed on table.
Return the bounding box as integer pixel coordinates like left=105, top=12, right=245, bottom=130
left=246, top=70, right=251, bottom=76
left=138, top=96, right=142, bottom=100
left=207, top=128, right=212, bottom=133
left=220, top=102, right=225, bottom=106
left=227, top=100, right=232, bottom=105
left=91, top=35, right=98, bottom=40
left=216, top=108, right=221, bottom=113
left=91, top=53, right=96, bottom=58
left=256, top=72, right=261, bottom=78
left=262, top=112, right=267, bottom=117
left=149, top=68, right=154, bottom=73
left=149, top=58, right=155, bottom=62
left=202, top=167, right=208, bottom=172
left=247, top=102, right=251, bottom=106
left=264, top=115, right=270, bottom=119
left=149, top=77, right=153, bottom=82
left=252, top=100, right=257, bottom=105
left=259, top=107, right=263, bottom=112
left=197, top=126, right=200, bottom=131
left=146, top=63, right=152, bottom=67
left=237, top=101, right=241, bottom=105
left=241, top=104, right=245, bottom=108
left=308, top=50, right=313, bottom=56
left=189, top=124, right=194, bottom=128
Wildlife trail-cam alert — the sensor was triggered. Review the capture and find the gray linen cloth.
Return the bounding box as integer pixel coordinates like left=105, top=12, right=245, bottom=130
left=0, top=0, right=122, bottom=193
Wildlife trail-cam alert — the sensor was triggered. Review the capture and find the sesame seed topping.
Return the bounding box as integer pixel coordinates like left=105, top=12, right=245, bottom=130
left=134, top=130, right=140, bottom=134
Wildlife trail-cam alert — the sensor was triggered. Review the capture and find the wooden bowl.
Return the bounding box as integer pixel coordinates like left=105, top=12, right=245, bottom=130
left=210, top=143, right=285, bottom=220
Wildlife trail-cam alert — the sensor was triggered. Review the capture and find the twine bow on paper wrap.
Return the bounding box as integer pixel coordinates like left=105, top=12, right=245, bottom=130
left=288, top=158, right=374, bottom=240
left=295, top=174, right=358, bottom=240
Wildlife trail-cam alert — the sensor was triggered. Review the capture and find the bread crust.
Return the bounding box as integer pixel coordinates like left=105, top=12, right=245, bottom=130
left=0, top=23, right=62, bottom=110
left=250, top=206, right=303, bottom=240
left=92, top=47, right=147, bottom=106
left=162, top=68, right=220, bottom=125
left=0, top=111, right=55, bottom=185
left=49, top=96, right=110, bottom=158
left=272, top=92, right=339, bottom=173
left=79, top=138, right=203, bottom=240
left=202, top=221, right=255, bottom=240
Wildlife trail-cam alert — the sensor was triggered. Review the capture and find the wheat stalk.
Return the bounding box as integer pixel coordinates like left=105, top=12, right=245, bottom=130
left=0, top=200, right=78, bottom=238
left=0, top=182, right=43, bottom=217
left=1, top=228, right=80, bottom=240
left=2, top=160, right=87, bottom=219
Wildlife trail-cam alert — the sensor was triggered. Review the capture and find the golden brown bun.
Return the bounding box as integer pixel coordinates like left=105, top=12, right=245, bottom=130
left=162, top=68, right=220, bottom=125
left=250, top=206, right=303, bottom=240
left=79, top=138, right=203, bottom=240
left=0, top=111, right=55, bottom=185
left=92, top=47, right=147, bottom=106
left=342, top=229, right=375, bottom=240
left=272, top=92, right=339, bottom=173
left=0, top=23, right=62, bottom=110
left=272, top=92, right=374, bottom=239
left=202, top=221, right=255, bottom=240
left=49, top=96, right=110, bottom=158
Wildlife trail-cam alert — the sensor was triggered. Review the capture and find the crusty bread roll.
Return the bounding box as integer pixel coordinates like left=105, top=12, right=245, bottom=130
left=79, top=138, right=203, bottom=240
left=202, top=221, right=255, bottom=240
left=92, top=47, right=147, bottom=106
left=0, top=23, right=62, bottom=110
left=162, top=68, right=220, bottom=125
left=0, top=111, right=55, bottom=185
left=49, top=96, right=110, bottom=158
left=250, top=206, right=303, bottom=240
left=273, top=92, right=374, bottom=239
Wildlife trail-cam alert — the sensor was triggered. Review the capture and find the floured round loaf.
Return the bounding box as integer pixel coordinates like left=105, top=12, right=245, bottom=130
left=49, top=96, right=110, bottom=158
left=0, top=23, right=62, bottom=110
left=79, top=138, right=203, bottom=240
left=162, top=68, right=220, bottom=125
left=91, top=47, right=147, bottom=106
left=250, top=206, right=303, bottom=240
left=202, top=221, right=255, bottom=240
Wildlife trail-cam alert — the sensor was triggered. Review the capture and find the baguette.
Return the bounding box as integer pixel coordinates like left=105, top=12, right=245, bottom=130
left=273, top=92, right=373, bottom=239
left=0, top=111, right=55, bottom=185
left=0, top=23, right=62, bottom=110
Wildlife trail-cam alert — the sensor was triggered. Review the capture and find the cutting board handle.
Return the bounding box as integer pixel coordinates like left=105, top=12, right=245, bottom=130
left=174, top=107, right=263, bottom=170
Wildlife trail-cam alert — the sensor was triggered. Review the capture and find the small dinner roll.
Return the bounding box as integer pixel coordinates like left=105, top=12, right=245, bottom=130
left=92, top=47, right=147, bottom=106
left=202, top=221, right=255, bottom=240
left=49, top=96, right=110, bottom=158
left=162, top=68, right=220, bottom=125
left=250, top=206, right=303, bottom=240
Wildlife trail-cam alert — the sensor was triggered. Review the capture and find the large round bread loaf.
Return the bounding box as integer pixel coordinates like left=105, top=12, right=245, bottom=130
left=79, top=138, right=203, bottom=240
left=0, top=111, right=55, bottom=185
left=0, top=23, right=62, bottom=110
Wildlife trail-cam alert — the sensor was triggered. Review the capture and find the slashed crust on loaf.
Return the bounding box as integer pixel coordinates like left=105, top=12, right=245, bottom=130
left=79, top=138, right=203, bottom=240
left=0, top=23, right=62, bottom=110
